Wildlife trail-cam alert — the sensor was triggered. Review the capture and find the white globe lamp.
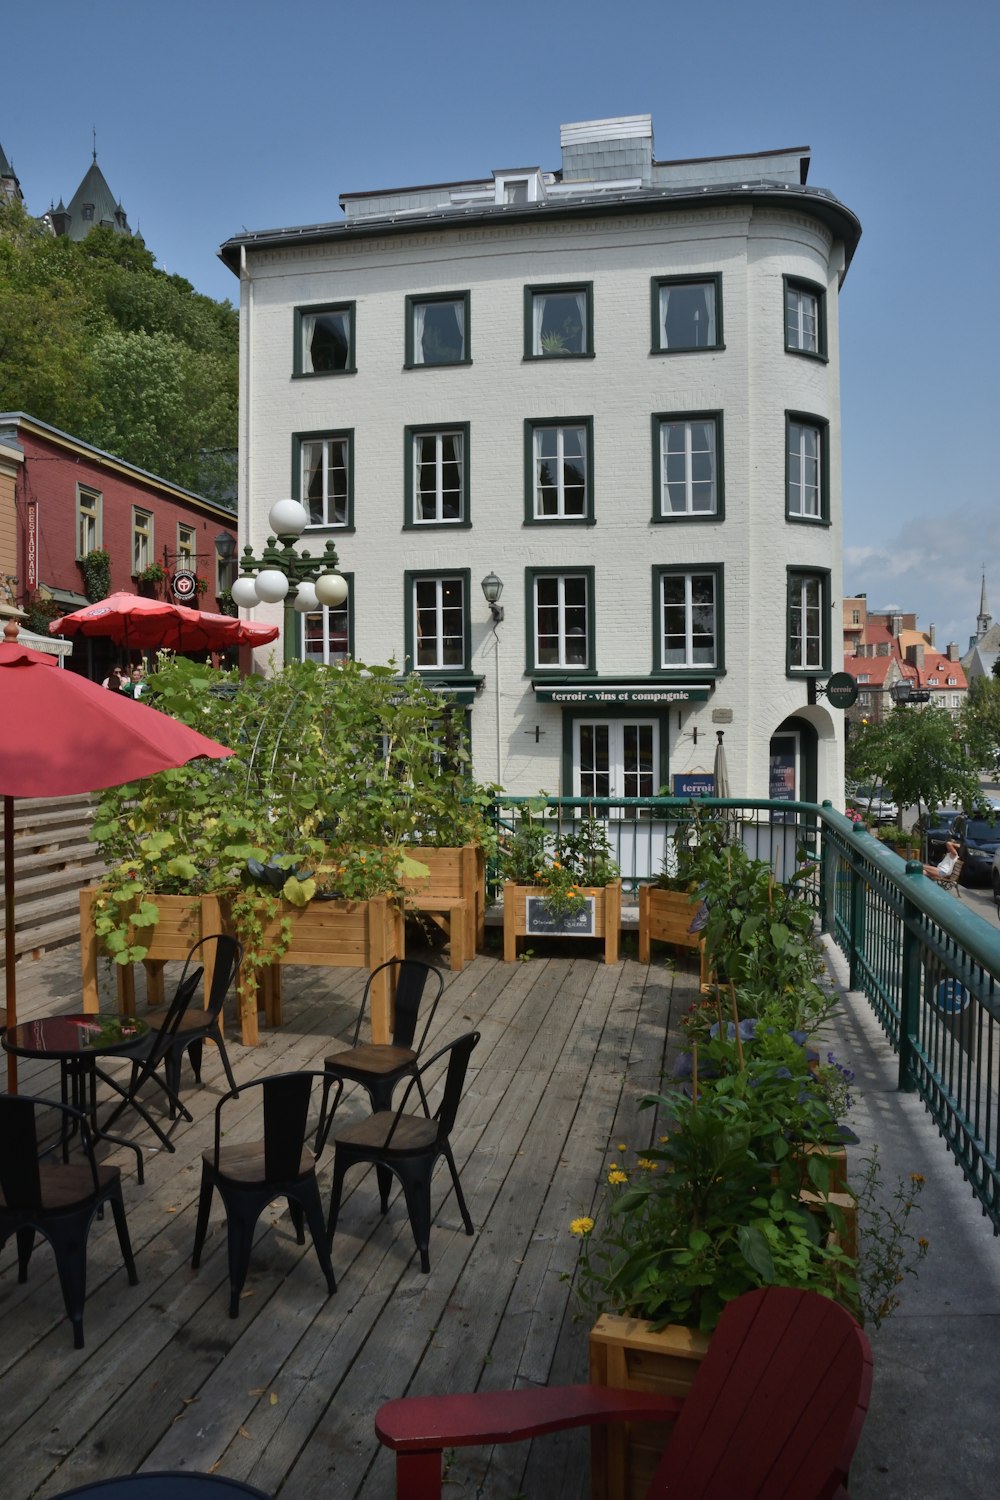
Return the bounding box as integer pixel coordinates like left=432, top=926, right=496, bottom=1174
left=293, top=580, right=319, bottom=612
left=255, top=568, right=291, bottom=603
left=267, top=498, right=308, bottom=538
left=230, top=576, right=261, bottom=609
left=315, top=572, right=349, bottom=608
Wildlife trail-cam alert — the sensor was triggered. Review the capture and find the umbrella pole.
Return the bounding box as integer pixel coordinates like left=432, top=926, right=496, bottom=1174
left=4, top=794, right=17, bottom=1092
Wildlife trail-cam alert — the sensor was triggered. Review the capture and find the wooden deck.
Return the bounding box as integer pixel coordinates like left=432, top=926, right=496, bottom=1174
left=1, top=940, right=699, bottom=1499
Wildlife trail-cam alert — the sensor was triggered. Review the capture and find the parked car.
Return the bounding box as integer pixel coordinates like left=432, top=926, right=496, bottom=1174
left=952, top=812, right=1000, bottom=886
left=847, top=783, right=898, bottom=826
left=916, top=807, right=962, bottom=863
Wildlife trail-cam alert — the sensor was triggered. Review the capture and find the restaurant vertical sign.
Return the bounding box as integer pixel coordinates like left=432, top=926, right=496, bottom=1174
left=25, top=499, right=38, bottom=592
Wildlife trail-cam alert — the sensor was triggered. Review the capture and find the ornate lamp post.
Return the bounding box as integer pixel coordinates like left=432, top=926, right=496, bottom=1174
left=229, top=499, right=348, bottom=665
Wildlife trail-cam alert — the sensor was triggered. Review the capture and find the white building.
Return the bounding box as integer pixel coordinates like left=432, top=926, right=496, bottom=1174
left=220, top=114, right=860, bottom=807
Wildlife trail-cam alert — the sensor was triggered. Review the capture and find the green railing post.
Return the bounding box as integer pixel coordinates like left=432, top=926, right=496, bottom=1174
left=818, top=800, right=834, bottom=932
left=897, top=861, right=924, bottom=1093
left=848, top=830, right=866, bottom=993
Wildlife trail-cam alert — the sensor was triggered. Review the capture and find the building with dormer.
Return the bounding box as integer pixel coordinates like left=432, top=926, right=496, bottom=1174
left=221, top=113, right=861, bottom=805
left=46, top=147, right=131, bottom=240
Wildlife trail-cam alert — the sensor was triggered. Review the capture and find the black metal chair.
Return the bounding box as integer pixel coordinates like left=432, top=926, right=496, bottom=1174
left=324, top=958, right=445, bottom=1113
left=0, top=1093, right=138, bottom=1349
left=144, top=934, right=243, bottom=1103
left=99, top=965, right=200, bottom=1152
left=191, top=1069, right=342, bottom=1318
left=327, top=1031, right=480, bottom=1274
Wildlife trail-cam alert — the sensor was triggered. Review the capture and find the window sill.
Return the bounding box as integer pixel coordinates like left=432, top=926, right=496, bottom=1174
left=403, top=519, right=472, bottom=531
left=291, top=368, right=357, bottom=379
left=522, top=351, right=596, bottom=362
left=651, top=511, right=724, bottom=524
left=785, top=514, right=831, bottom=527
left=784, top=347, right=829, bottom=364
left=403, top=359, right=473, bottom=371
left=650, top=344, right=725, bottom=357
left=524, top=516, right=597, bottom=527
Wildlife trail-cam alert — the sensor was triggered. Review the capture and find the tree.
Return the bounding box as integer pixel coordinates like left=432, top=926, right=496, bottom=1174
left=848, top=703, right=980, bottom=826
left=961, top=676, right=1000, bottom=772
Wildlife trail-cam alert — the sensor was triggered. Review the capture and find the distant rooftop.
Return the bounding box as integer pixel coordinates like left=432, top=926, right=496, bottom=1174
left=220, top=113, right=860, bottom=276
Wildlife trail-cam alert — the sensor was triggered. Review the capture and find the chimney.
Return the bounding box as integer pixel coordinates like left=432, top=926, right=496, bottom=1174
left=928, top=623, right=936, bottom=646
left=947, top=643, right=960, bottom=662
left=906, top=644, right=925, bottom=669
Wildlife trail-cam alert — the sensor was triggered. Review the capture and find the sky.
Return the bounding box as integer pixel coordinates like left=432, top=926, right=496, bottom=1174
left=3, top=0, right=998, bottom=653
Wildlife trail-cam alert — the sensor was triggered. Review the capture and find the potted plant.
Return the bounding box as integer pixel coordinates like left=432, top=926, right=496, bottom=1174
left=135, top=561, right=167, bottom=596
left=637, top=821, right=709, bottom=978
left=501, top=802, right=621, bottom=963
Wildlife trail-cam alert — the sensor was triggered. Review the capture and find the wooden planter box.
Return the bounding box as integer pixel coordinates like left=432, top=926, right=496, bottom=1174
left=79, top=888, right=223, bottom=1018
left=589, top=1314, right=710, bottom=1500
left=242, top=893, right=405, bottom=1047
left=637, top=886, right=708, bottom=984
left=503, top=880, right=621, bottom=963
left=397, top=843, right=485, bottom=971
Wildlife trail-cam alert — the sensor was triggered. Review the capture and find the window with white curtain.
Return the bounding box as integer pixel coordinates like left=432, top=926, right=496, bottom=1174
left=784, top=277, right=826, bottom=357
left=295, top=303, right=354, bottom=374
left=412, top=576, right=466, bottom=668
left=788, top=571, right=828, bottom=672
left=530, top=422, right=591, bottom=520
left=302, top=603, right=351, bottom=665
left=408, top=294, right=468, bottom=366
left=657, top=569, right=718, bottom=668
left=786, top=417, right=827, bottom=521
left=77, top=486, right=102, bottom=557
left=531, top=572, right=590, bottom=669
left=298, top=432, right=351, bottom=527
left=653, top=275, right=722, bottom=352
left=410, top=427, right=466, bottom=523
left=656, top=415, right=720, bottom=516
left=527, top=285, right=591, bottom=356
left=132, top=508, right=153, bottom=573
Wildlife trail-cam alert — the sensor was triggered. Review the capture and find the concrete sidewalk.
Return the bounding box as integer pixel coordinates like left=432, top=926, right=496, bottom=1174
left=822, top=938, right=999, bottom=1500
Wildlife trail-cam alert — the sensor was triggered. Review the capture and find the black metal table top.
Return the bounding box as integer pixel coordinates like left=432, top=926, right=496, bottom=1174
left=2, top=1012, right=149, bottom=1060
left=48, top=1473, right=270, bottom=1499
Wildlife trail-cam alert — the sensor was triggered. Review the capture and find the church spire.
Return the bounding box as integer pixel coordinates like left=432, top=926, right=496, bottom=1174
left=977, top=570, right=992, bottom=640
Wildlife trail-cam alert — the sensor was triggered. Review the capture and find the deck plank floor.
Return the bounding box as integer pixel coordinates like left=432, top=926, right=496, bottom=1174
left=1, top=941, right=698, bottom=1499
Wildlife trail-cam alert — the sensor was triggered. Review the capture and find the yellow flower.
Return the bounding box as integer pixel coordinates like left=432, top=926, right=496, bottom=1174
left=552, top=860, right=562, bottom=870
left=658, top=1134, right=670, bottom=1144
left=608, top=1169, right=628, bottom=1186
left=617, top=1143, right=627, bottom=1151
left=910, top=1172, right=924, bottom=1184
left=918, top=1236, right=929, bottom=1248
left=636, top=1158, right=657, bottom=1171
left=569, top=1217, right=594, bottom=1237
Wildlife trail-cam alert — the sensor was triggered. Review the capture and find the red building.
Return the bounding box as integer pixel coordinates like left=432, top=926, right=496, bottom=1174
left=0, top=412, right=237, bottom=677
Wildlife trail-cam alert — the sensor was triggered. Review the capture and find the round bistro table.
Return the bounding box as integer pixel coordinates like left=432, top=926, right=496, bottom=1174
left=2, top=1011, right=149, bottom=1149
left=47, top=1474, right=270, bottom=1499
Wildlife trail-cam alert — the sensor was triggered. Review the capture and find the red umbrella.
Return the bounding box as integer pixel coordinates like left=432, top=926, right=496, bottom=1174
left=1, top=622, right=234, bottom=1090
left=48, top=591, right=278, bottom=652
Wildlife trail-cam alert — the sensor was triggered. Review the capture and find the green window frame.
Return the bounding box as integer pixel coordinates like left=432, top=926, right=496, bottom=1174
left=524, top=418, right=595, bottom=525
left=298, top=571, right=355, bottom=665
left=293, top=302, right=356, bottom=376
left=783, top=276, right=827, bottom=361
left=787, top=568, right=831, bottom=675
left=523, top=282, right=594, bottom=359
left=650, top=273, right=724, bottom=354
left=404, top=569, right=471, bottom=673
left=525, top=567, right=595, bottom=673
left=292, top=429, right=354, bottom=531
left=652, top=411, right=724, bottom=522
left=404, top=423, right=470, bottom=528
left=785, top=412, right=830, bottom=525
left=405, top=291, right=471, bottom=368
left=652, top=564, right=725, bottom=674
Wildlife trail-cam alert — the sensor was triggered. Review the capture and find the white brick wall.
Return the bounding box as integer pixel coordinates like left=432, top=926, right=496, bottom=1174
left=237, top=202, right=848, bottom=804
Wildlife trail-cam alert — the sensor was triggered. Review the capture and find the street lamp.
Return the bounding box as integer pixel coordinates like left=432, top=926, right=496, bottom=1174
left=481, top=572, right=504, bottom=624
left=230, top=499, right=348, bottom=664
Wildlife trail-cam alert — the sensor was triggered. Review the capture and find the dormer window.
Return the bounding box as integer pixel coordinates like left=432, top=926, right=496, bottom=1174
left=493, top=170, right=545, bottom=205
left=81, top=203, right=94, bottom=221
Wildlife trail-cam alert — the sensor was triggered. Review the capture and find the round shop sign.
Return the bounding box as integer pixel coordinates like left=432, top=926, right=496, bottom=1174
left=172, top=569, right=198, bottom=601
left=825, top=672, right=859, bottom=710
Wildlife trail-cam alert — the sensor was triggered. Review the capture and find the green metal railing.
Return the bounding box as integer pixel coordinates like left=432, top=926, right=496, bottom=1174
left=490, top=793, right=1000, bottom=1233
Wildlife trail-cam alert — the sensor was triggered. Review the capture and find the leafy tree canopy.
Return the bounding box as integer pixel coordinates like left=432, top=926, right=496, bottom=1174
left=848, top=702, right=981, bottom=822
left=0, top=200, right=237, bottom=503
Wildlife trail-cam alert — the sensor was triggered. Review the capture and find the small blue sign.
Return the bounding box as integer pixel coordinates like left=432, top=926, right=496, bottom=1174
left=672, top=773, right=716, bottom=798
left=934, top=979, right=970, bottom=1015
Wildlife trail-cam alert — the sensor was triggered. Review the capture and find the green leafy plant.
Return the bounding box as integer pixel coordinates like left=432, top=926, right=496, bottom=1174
left=500, top=801, right=619, bottom=918
left=81, top=547, right=112, bottom=602
left=855, top=1146, right=929, bottom=1329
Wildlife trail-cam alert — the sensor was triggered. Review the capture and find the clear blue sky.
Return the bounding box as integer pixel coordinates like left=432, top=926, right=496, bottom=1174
left=4, top=0, right=997, bottom=653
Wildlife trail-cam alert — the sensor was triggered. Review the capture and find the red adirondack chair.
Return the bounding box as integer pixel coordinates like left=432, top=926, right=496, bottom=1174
left=375, top=1286, right=873, bottom=1500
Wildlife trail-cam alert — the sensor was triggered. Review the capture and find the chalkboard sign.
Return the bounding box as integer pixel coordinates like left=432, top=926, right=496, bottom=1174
left=525, top=895, right=597, bottom=936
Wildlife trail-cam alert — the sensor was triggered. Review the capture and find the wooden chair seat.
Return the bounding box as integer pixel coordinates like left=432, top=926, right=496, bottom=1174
left=204, top=1140, right=316, bottom=1185
left=326, top=1043, right=417, bottom=1079
left=332, top=1110, right=439, bottom=1156
left=0, top=1161, right=121, bottom=1214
